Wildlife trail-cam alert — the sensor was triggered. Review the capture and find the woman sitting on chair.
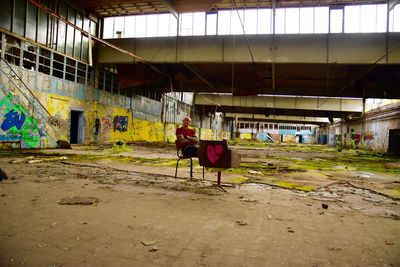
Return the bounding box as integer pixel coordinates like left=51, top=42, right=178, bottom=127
left=176, top=117, right=199, bottom=157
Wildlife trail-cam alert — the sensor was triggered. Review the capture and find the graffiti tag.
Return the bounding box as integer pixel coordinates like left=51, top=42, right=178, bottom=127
left=113, top=116, right=128, bottom=132
left=0, top=94, right=40, bottom=148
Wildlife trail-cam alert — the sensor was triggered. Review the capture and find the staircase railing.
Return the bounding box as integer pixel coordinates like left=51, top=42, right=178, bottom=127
left=0, top=57, right=65, bottom=148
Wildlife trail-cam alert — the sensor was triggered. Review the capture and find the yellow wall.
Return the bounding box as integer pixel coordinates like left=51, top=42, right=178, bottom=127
left=14, top=90, right=231, bottom=146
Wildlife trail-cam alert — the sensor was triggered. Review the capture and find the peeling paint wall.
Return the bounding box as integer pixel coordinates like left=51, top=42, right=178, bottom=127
left=324, top=103, right=400, bottom=152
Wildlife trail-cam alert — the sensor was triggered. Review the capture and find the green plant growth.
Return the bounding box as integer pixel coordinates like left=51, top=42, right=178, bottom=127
left=110, top=141, right=132, bottom=154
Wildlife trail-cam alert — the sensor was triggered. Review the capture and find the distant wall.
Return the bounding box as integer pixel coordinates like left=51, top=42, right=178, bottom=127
left=319, top=103, right=400, bottom=152
left=0, top=64, right=230, bottom=148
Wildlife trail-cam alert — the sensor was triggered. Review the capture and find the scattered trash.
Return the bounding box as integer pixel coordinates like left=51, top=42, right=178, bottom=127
left=241, top=198, right=257, bottom=203
left=384, top=241, right=394, bottom=246
left=287, top=227, right=295, bottom=233
left=0, top=168, right=8, bottom=181
left=33, top=244, right=42, bottom=250
left=328, top=247, right=342, bottom=251
left=239, top=195, right=257, bottom=202
left=322, top=204, right=329, bottom=209
left=28, top=159, right=43, bottom=164
left=236, top=220, right=248, bottom=226
left=267, top=214, right=273, bottom=219
left=56, top=140, right=72, bottom=149
left=58, top=197, right=99, bottom=205
left=141, top=240, right=157, bottom=246
left=116, top=141, right=124, bottom=147
left=148, top=246, right=158, bottom=252
left=248, top=170, right=261, bottom=175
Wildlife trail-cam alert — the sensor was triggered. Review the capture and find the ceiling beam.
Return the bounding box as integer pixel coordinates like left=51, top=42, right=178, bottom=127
left=161, top=0, right=178, bottom=19
left=389, top=0, right=400, bottom=11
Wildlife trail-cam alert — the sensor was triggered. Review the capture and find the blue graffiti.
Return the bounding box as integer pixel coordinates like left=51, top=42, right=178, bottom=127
left=113, top=116, right=128, bottom=132
left=1, top=110, right=26, bottom=131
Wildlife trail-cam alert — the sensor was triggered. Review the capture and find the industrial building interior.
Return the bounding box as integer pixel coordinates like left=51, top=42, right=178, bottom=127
left=0, top=0, right=399, bottom=266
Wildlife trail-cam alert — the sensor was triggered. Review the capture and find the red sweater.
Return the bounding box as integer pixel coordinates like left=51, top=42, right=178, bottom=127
left=176, top=126, right=198, bottom=149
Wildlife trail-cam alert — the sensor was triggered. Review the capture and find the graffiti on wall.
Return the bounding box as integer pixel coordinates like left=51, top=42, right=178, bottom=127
left=48, top=113, right=68, bottom=130
left=0, top=93, right=40, bottom=147
left=101, top=116, right=112, bottom=134
left=364, top=131, right=374, bottom=141
left=113, top=116, right=128, bottom=132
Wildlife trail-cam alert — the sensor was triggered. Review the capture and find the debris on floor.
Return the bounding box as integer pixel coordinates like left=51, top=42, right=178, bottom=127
left=58, top=197, right=99, bottom=205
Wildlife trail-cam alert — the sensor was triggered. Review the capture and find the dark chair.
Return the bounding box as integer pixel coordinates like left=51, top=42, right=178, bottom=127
left=174, top=141, right=204, bottom=179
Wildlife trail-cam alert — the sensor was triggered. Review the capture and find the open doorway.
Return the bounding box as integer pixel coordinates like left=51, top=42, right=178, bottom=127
left=70, top=110, right=85, bottom=144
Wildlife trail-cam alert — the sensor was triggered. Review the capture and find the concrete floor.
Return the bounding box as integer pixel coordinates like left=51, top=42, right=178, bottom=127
left=0, top=143, right=399, bottom=267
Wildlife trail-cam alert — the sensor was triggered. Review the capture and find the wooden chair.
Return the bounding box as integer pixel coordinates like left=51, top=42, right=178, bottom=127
left=175, top=141, right=204, bottom=179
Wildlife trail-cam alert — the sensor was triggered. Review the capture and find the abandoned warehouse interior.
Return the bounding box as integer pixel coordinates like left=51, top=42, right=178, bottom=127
left=0, top=0, right=400, bottom=266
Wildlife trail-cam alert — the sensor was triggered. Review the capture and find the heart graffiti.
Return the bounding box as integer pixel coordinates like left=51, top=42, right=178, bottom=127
left=207, top=144, right=224, bottom=164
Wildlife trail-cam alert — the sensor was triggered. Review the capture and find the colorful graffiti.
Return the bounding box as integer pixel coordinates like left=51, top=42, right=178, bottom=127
left=364, top=131, right=374, bottom=141
left=0, top=93, right=40, bottom=148
left=113, top=116, right=128, bottom=132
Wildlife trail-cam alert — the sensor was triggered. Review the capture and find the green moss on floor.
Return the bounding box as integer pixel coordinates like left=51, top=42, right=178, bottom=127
left=227, top=177, right=249, bottom=184
left=272, top=180, right=315, bottom=192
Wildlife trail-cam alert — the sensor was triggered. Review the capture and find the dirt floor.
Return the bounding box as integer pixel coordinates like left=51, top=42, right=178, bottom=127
left=0, top=142, right=399, bottom=267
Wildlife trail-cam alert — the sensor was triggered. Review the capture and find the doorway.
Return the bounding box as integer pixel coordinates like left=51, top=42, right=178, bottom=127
left=388, top=129, right=400, bottom=155
left=70, top=110, right=84, bottom=144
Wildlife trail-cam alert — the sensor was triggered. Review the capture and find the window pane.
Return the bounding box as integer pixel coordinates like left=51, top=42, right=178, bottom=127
left=244, top=9, right=257, bottom=34
left=90, top=21, right=97, bottom=36
left=258, top=9, right=272, bottom=34
left=66, top=25, right=74, bottom=56
left=206, top=13, right=217, bottom=35
left=360, top=5, right=376, bottom=32
left=314, top=7, right=329, bottom=33
left=14, top=0, right=26, bottom=36
left=135, top=15, right=147, bottom=37
left=0, top=0, right=12, bottom=30
left=83, top=18, right=90, bottom=32
left=157, top=14, right=169, bottom=37
left=330, top=9, right=343, bottom=33
left=146, top=14, right=158, bottom=37
left=392, top=4, right=400, bottom=32
left=286, top=8, right=299, bottom=34
left=37, top=9, right=48, bottom=44
left=169, top=15, right=178, bottom=36
left=193, top=12, right=205, bottom=35
left=124, top=16, right=135, bottom=37
left=103, top=17, right=114, bottom=39
left=231, top=10, right=244, bottom=34
left=275, top=9, right=285, bottom=33
left=26, top=2, right=38, bottom=40
left=81, top=36, right=88, bottom=62
left=300, top=7, right=314, bottom=33
left=57, top=21, right=66, bottom=53
left=345, top=6, right=360, bottom=33
left=114, top=16, right=125, bottom=38
left=376, top=4, right=387, bottom=32
left=218, top=10, right=231, bottom=35
left=75, top=14, right=82, bottom=59
left=180, top=13, right=193, bottom=36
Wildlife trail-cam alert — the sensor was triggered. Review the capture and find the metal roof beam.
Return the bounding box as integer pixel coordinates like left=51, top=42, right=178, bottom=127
left=161, top=0, right=178, bottom=19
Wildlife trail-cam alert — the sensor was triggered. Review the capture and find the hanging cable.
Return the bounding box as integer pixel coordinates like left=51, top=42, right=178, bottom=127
left=231, top=0, right=256, bottom=64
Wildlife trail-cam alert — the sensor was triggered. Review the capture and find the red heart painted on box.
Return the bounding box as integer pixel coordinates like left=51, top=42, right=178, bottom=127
left=207, top=144, right=224, bottom=164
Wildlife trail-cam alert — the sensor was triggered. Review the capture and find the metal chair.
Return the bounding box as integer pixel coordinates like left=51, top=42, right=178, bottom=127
left=174, top=141, right=204, bottom=179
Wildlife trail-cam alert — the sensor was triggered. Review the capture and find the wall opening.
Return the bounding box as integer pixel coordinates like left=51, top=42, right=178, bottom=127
left=70, top=110, right=84, bottom=144
left=388, top=129, right=400, bottom=155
